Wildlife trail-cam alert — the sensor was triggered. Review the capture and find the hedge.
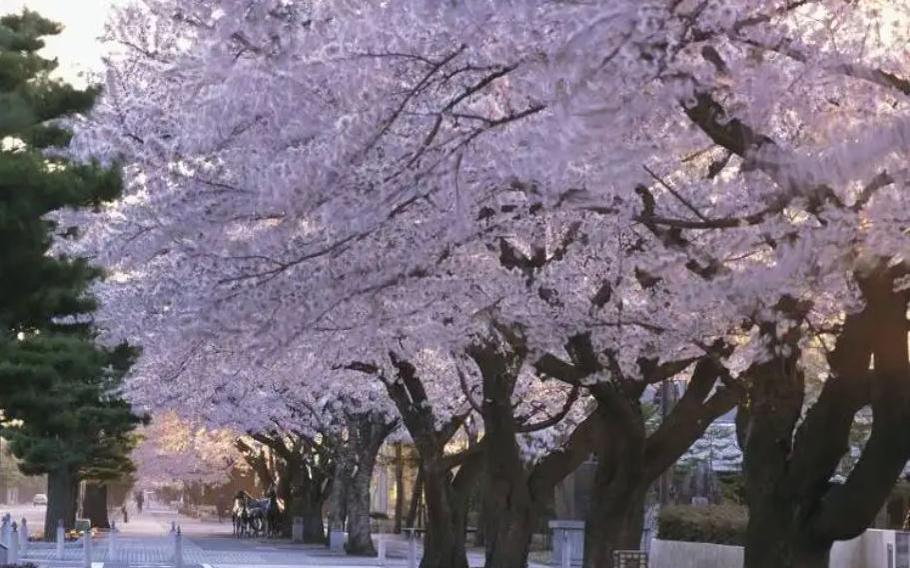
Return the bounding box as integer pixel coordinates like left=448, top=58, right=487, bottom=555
left=657, top=504, right=747, bottom=546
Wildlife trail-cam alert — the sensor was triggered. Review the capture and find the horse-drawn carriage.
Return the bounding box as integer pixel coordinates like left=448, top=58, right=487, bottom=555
left=231, top=488, right=283, bottom=538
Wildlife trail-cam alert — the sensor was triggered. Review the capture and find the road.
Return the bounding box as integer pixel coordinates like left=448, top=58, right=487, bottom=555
left=0, top=502, right=549, bottom=567
left=0, top=501, right=515, bottom=568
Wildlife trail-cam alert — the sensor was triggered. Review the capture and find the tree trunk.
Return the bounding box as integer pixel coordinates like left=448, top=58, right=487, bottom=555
left=82, top=483, right=110, bottom=529
left=420, top=463, right=468, bottom=568
left=405, top=466, right=423, bottom=529
left=583, top=390, right=647, bottom=568
left=345, top=412, right=394, bottom=556
left=45, top=468, right=78, bottom=540
left=745, top=496, right=831, bottom=568
left=585, top=480, right=647, bottom=568
left=738, top=271, right=910, bottom=568
left=327, top=446, right=353, bottom=534
left=301, top=495, right=327, bottom=543
left=345, top=460, right=376, bottom=556
left=477, top=352, right=534, bottom=568
left=394, top=443, right=404, bottom=534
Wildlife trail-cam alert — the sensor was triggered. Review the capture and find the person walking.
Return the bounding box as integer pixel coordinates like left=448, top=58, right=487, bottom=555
left=134, top=491, right=144, bottom=514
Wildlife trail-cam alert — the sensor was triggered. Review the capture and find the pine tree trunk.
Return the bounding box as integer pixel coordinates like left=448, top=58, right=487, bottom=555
left=45, top=468, right=78, bottom=540
left=82, top=483, right=110, bottom=529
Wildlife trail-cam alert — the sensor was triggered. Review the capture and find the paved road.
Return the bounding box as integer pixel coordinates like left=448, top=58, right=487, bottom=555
left=1, top=504, right=535, bottom=568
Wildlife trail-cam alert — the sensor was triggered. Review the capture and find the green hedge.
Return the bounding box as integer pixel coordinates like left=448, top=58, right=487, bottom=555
left=657, top=504, right=747, bottom=546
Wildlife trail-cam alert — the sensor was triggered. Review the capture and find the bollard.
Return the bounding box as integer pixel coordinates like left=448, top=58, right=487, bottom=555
left=83, top=526, right=93, bottom=568
left=56, top=519, right=65, bottom=559
left=19, top=518, right=27, bottom=552
left=9, top=522, right=18, bottom=565
left=561, top=530, right=571, bottom=568
left=1, top=514, right=10, bottom=549
left=377, top=536, right=386, bottom=566
left=108, top=520, right=118, bottom=559
left=173, top=525, right=184, bottom=568
left=407, top=529, right=417, bottom=568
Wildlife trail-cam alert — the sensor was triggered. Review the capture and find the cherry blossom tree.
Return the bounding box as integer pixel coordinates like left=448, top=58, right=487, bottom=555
left=61, top=1, right=910, bottom=568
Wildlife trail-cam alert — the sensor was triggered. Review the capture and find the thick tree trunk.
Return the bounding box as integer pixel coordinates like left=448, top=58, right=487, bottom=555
left=371, top=352, right=485, bottom=568
left=345, top=461, right=375, bottom=555
left=745, top=496, right=831, bottom=568
left=583, top=391, right=647, bottom=568
left=420, top=463, right=469, bottom=568
left=345, top=413, right=394, bottom=556
left=405, top=466, right=423, bottom=529
left=585, top=481, right=647, bottom=568
left=82, top=483, right=110, bottom=529
left=739, top=271, right=910, bottom=568
left=475, top=350, right=534, bottom=568
left=45, top=468, right=78, bottom=540
left=277, top=459, right=294, bottom=538
left=327, top=447, right=352, bottom=534
left=301, top=496, right=327, bottom=543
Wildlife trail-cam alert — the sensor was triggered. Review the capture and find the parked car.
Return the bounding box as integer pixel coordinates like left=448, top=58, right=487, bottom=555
left=33, top=493, right=47, bottom=506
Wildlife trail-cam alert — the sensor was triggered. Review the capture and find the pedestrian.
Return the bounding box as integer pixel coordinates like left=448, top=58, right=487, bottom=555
left=135, top=491, right=144, bottom=514
left=121, top=503, right=129, bottom=524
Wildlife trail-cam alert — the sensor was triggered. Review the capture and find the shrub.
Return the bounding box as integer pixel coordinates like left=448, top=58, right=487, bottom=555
left=657, top=504, right=747, bottom=546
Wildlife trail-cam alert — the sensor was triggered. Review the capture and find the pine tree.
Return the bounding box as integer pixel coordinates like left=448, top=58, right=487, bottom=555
left=0, top=9, right=121, bottom=337
left=0, top=338, right=144, bottom=536
left=0, top=10, right=142, bottom=538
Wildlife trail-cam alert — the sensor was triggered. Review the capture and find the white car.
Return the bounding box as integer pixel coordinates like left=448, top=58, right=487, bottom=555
left=32, top=493, right=47, bottom=506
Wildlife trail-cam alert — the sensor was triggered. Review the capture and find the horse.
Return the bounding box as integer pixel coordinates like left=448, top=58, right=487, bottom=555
left=233, top=489, right=284, bottom=538
left=231, top=491, right=251, bottom=538
left=264, top=486, right=284, bottom=538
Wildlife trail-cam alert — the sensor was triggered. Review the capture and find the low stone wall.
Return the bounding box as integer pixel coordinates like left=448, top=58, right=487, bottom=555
left=649, top=539, right=742, bottom=568
left=650, top=530, right=899, bottom=568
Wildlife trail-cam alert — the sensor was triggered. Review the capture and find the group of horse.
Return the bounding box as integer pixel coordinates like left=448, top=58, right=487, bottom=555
left=231, top=488, right=283, bottom=538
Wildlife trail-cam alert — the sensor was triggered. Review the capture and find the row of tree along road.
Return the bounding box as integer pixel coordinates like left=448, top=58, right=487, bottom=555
left=7, top=3, right=910, bottom=568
